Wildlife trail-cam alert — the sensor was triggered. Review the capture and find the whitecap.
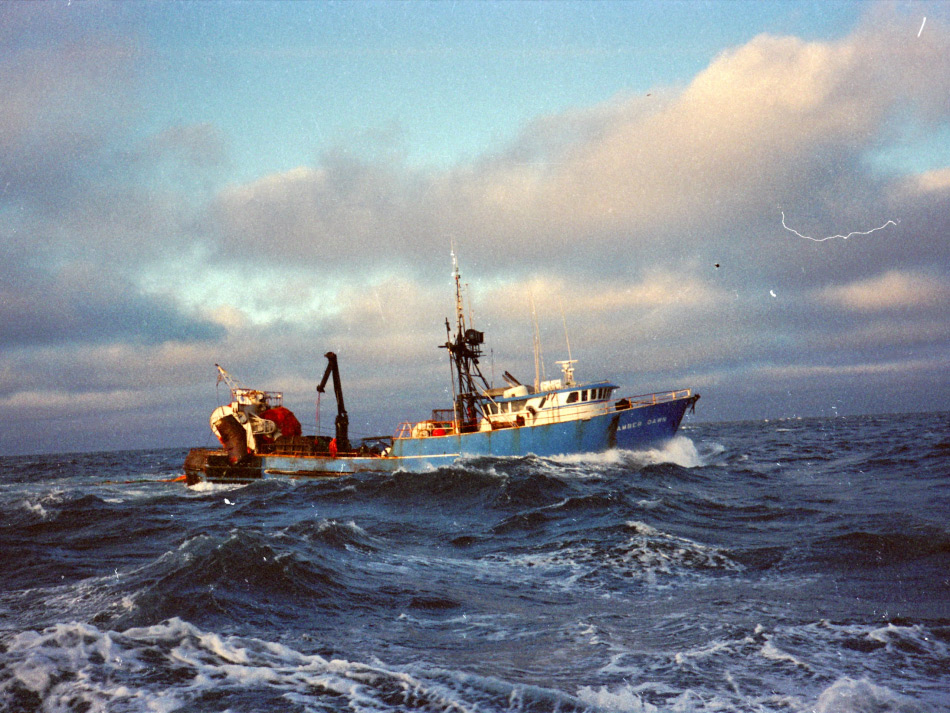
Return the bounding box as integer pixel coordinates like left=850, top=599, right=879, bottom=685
left=185, top=480, right=249, bottom=494
left=20, top=499, right=48, bottom=520
left=620, top=435, right=706, bottom=469
left=487, top=519, right=740, bottom=591
left=576, top=684, right=659, bottom=712
left=759, top=640, right=813, bottom=671
left=812, top=676, right=928, bottom=713
left=2, top=617, right=534, bottom=713
left=545, top=436, right=707, bottom=471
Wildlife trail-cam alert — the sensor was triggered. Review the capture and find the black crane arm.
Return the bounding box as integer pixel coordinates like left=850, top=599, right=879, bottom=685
left=317, top=351, right=350, bottom=452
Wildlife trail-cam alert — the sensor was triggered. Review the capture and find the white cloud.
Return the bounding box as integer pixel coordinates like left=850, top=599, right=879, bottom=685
left=206, top=17, right=950, bottom=287
left=753, top=356, right=950, bottom=381
left=816, top=270, right=950, bottom=312
left=912, top=167, right=950, bottom=194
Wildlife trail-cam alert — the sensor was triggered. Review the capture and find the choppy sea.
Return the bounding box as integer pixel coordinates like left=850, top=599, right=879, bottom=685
left=1, top=412, right=948, bottom=712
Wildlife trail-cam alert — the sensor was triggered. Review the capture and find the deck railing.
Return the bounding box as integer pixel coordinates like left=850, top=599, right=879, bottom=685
left=619, top=388, right=693, bottom=408
left=393, top=420, right=457, bottom=439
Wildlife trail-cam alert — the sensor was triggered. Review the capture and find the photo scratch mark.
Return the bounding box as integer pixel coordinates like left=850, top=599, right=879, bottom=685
left=780, top=212, right=898, bottom=242
left=918, top=17, right=927, bottom=38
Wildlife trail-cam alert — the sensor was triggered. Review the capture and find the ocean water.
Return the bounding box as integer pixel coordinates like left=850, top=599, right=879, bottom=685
left=1, top=412, right=948, bottom=712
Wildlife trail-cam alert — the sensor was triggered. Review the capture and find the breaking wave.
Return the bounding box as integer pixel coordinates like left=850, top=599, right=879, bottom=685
left=483, top=519, right=741, bottom=591
left=7, top=616, right=939, bottom=713
left=0, top=617, right=589, bottom=713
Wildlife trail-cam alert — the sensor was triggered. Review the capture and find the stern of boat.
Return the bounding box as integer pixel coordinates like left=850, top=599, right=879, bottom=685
left=183, top=447, right=263, bottom=485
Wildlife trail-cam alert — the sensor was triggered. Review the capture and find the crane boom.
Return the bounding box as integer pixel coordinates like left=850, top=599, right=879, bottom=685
left=215, top=363, right=242, bottom=394
left=317, top=352, right=350, bottom=452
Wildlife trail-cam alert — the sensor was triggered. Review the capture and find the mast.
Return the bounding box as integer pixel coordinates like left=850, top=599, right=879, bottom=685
left=530, top=292, right=543, bottom=391
left=441, top=251, right=490, bottom=430
left=559, top=296, right=573, bottom=363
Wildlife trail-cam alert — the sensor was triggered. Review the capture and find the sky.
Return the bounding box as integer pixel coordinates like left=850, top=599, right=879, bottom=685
left=1, top=0, right=949, bottom=455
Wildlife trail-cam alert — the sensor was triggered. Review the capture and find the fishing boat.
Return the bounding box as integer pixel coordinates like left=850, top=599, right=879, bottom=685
left=183, top=257, right=699, bottom=484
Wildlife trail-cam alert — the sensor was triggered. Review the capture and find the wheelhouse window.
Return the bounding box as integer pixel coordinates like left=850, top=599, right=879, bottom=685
left=566, top=391, right=579, bottom=404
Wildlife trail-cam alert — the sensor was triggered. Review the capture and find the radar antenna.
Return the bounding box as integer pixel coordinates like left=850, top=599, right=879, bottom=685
left=555, top=359, right=577, bottom=387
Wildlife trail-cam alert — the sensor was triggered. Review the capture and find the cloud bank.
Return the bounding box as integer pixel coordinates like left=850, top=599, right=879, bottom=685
left=1, top=7, right=948, bottom=453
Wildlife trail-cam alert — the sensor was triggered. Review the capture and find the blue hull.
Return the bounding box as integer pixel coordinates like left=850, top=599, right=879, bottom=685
left=252, top=396, right=695, bottom=477
left=389, top=396, right=694, bottom=466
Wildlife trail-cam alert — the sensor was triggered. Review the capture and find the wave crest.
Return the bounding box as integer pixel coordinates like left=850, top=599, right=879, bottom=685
left=0, top=618, right=589, bottom=713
